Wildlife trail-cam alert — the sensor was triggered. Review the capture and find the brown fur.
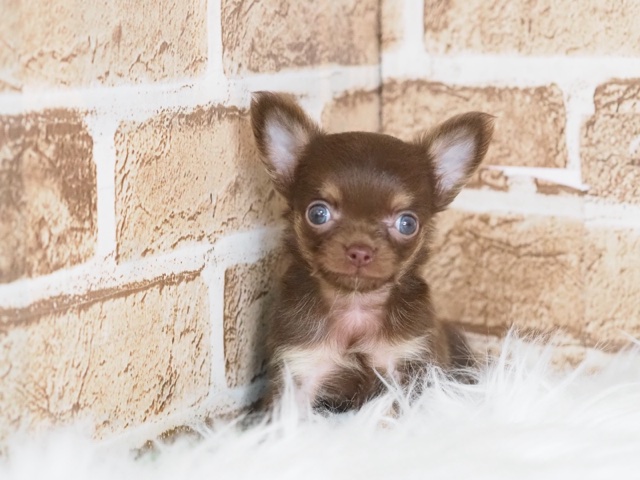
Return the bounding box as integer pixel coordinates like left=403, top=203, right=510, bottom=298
left=250, top=91, right=494, bottom=411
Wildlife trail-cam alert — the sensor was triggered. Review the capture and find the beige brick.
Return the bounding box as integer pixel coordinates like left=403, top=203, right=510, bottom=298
left=534, top=179, right=585, bottom=197
left=321, top=89, right=381, bottom=133
left=115, top=106, right=284, bottom=262
left=221, top=0, right=379, bottom=75
left=582, top=80, right=640, bottom=204
left=583, top=227, right=640, bottom=348
left=0, top=110, right=96, bottom=283
left=466, top=168, right=509, bottom=192
left=581, top=114, right=640, bottom=205
left=0, top=0, right=206, bottom=90
left=593, top=80, right=640, bottom=114
left=224, top=252, right=283, bottom=388
left=424, top=0, right=640, bottom=56
left=382, top=81, right=567, bottom=168
left=426, top=210, right=584, bottom=334
left=0, top=273, right=210, bottom=438
left=381, top=0, right=404, bottom=50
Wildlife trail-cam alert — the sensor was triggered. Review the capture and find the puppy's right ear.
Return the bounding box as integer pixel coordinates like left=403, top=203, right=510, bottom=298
left=250, top=92, right=321, bottom=194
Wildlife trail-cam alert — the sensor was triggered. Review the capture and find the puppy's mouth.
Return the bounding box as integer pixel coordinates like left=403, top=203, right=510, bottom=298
left=318, top=266, right=393, bottom=292
left=313, top=242, right=399, bottom=292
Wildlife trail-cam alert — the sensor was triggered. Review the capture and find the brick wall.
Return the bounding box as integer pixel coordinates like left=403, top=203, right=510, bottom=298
left=383, top=0, right=640, bottom=350
left=0, top=0, right=380, bottom=440
left=1, top=0, right=639, bottom=441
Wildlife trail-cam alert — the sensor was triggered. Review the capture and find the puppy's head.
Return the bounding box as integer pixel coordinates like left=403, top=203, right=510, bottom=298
left=251, top=92, right=494, bottom=292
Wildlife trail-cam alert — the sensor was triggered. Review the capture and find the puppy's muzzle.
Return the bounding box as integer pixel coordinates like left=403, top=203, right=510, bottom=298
left=345, top=244, right=374, bottom=267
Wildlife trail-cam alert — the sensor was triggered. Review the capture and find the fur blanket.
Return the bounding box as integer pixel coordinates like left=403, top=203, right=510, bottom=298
left=3, top=335, right=640, bottom=479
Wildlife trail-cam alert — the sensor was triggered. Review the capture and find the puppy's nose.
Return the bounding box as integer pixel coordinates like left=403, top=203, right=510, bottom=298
left=346, top=244, right=374, bottom=267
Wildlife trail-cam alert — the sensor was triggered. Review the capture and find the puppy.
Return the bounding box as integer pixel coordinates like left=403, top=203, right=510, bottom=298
left=250, top=92, right=494, bottom=412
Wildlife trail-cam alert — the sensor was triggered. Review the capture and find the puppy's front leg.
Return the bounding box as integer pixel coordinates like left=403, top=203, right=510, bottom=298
left=272, top=345, right=340, bottom=411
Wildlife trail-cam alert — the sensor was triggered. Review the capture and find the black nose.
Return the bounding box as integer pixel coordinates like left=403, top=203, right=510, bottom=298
left=346, top=245, right=374, bottom=267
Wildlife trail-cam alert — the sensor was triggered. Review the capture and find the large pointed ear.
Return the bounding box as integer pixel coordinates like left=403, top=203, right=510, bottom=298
left=419, top=112, right=495, bottom=211
left=250, top=91, right=321, bottom=194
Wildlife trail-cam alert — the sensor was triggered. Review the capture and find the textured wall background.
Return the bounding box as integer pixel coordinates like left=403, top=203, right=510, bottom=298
left=383, top=0, right=640, bottom=351
left=1, top=0, right=639, bottom=442
left=0, top=0, right=380, bottom=441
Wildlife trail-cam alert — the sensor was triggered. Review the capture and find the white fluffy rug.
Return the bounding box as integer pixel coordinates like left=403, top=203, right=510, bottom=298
left=4, top=335, right=640, bottom=479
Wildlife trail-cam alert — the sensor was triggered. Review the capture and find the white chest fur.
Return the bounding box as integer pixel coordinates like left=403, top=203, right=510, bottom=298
left=275, top=286, right=430, bottom=406
left=325, top=288, right=389, bottom=349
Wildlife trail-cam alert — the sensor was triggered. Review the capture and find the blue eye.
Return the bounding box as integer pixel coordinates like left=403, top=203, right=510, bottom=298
left=307, top=203, right=331, bottom=225
left=395, top=213, right=418, bottom=236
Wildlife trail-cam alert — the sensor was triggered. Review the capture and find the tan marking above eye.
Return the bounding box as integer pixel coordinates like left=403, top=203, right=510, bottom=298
left=389, top=192, right=415, bottom=212
left=319, top=182, right=342, bottom=206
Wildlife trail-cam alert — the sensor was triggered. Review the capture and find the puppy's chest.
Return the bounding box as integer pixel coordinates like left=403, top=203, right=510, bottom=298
left=314, top=289, right=429, bottom=375
left=324, top=290, right=389, bottom=350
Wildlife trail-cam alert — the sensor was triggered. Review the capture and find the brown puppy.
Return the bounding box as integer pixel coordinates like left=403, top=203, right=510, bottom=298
left=251, top=92, right=494, bottom=412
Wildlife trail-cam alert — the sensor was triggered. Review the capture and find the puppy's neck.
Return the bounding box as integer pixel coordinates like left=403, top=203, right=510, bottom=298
left=318, top=277, right=392, bottom=348
left=317, top=277, right=393, bottom=308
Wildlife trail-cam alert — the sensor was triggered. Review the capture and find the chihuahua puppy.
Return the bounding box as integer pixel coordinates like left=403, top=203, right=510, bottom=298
left=251, top=92, right=494, bottom=412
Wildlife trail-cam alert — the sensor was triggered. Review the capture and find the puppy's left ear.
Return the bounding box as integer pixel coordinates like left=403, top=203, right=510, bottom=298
left=419, top=112, right=495, bottom=211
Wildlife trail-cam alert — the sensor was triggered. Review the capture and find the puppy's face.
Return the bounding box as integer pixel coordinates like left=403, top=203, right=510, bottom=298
left=288, top=133, right=434, bottom=291
left=251, top=92, right=494, bottom=292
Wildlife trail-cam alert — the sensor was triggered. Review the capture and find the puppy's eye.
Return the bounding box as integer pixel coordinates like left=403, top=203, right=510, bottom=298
left=307, top=202, right=332, bottom=225
left=394, top=213, right=418, bottom=236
